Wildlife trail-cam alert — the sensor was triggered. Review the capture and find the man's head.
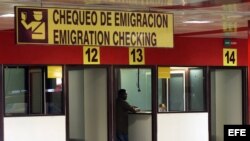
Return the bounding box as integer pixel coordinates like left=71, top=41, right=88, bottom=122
left=118, top=89, right=127, bottom=100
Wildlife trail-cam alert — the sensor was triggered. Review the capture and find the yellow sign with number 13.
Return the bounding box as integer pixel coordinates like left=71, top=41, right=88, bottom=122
left=129, top=48, right=145, bottom=65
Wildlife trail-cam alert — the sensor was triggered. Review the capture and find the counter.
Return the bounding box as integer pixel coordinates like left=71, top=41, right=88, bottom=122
left=128, top=111, right=152, bottom=141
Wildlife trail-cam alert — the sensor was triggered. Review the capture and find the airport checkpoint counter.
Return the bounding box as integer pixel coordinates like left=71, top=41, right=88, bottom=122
left=128, top=111, right=152, bottom=141
left=128, top=111, right=209, bottom=141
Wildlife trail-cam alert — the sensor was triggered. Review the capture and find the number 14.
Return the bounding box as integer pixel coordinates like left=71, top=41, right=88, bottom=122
left=223, top=49, right=237, bottom=66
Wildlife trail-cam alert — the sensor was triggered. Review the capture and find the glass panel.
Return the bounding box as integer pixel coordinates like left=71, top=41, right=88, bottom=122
left=30, top=69, right=43, bottom=114
left=169, top=73, right=185, bottom=111
left=120, top=68, right=152, bottom=111
left=158, top=79, right=167, bottom=112
left=190, top=69, right=205, bottom=111
left=158, top=67, right=206, bottom=113
left=158, top=79, right=163, bottom=106
left=4, top=66, right=65, bottom=116
left=45, top=77, right=63, bottom=114
left=4, top=68, right=27, bottom=114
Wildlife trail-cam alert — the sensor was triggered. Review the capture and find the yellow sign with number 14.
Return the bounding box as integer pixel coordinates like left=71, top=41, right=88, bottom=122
left=223, top=48, right=237, bottom=66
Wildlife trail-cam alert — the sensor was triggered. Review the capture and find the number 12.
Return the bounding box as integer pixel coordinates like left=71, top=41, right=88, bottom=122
left=83, top=47, right=100, bottom=64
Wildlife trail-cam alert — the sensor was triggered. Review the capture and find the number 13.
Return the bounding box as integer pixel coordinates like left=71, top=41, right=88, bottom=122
left=129, top=48, right=145, bottom=65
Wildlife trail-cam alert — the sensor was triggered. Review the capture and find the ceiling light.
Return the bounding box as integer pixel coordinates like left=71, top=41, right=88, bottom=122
left=0, top=14, right=14, bottom=18
left=183, top=20, right=213, bottom=24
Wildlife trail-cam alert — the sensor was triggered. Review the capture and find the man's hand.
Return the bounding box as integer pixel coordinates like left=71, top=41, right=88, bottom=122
left=132, top=106, right=140, bottom=112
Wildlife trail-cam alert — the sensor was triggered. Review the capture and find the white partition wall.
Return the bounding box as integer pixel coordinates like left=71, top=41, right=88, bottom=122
left=210, top=69, right=242, bottom=141
left=157, top=113, right=208, bottom=141
left=68, top=68, right=108, bottom=141
left=83, top=68, right=108, bottom=141
left=69, top=70, right=85, bottom=140
left=4, top=116, right=66, bottom=141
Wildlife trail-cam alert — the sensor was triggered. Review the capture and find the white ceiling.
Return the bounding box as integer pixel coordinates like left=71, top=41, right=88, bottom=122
left=0, top=0, right=250, bottom=39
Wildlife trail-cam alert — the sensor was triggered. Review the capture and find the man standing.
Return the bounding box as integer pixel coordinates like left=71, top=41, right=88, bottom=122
left=116, top=89, right=140, bottom=141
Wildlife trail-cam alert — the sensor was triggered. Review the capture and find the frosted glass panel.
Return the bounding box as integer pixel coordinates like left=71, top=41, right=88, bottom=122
left=190, top=69, right=204, bottom=111
left=4, top=68, right=27, bottom=114
left=120, top=68, right=152, bottom=111
left=169, top=73, right=184, bottom=111
left=68, top=68, right=108, bottom=141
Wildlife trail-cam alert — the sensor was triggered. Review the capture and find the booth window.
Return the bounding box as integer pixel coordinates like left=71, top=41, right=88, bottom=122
left=158, top=67, right=206, bottom=112
left=119, top=68, right=152, bottom=112
left=4, top=66, right=64, bottom=116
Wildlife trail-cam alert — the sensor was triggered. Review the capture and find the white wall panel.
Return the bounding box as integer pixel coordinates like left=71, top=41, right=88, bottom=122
left=4, top=116, right=66, bottom=141
left=157, top=113, right=208, bottom=141
left=211, top=69, right=242, bottom=141
left=128, top=114, right=152, bottom=141
left=84, top=68, right=108, bottom=141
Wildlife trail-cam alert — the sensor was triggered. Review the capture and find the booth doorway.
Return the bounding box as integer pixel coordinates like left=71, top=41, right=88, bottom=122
left=210, top=68, right=246, bottom=141
left=114, top=67, right=153, bottom=141
left=67, top=67, right=108, bottom=141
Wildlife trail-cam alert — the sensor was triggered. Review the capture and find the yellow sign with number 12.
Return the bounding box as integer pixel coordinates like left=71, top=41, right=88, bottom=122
left=223, top=48, right=237, bottom=66
left=83, top=46, right=100, bottom=64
